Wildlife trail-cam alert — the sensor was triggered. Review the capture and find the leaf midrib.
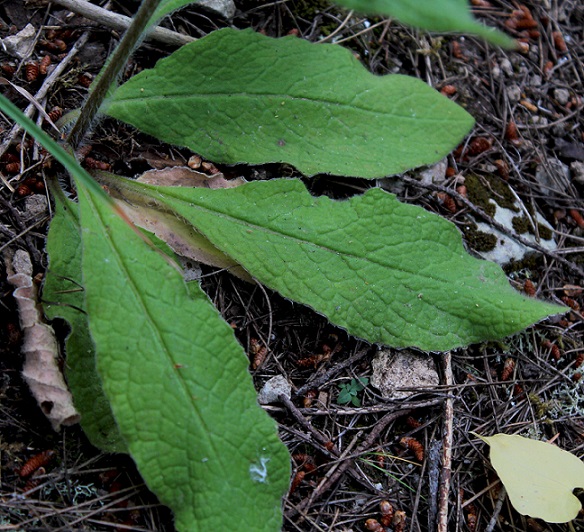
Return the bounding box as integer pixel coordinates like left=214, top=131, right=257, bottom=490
left=84, top=189, right=226, bottom=486
left=157, top=188, right=466, bottom=289
left=111, top=92, right=464, bottom=123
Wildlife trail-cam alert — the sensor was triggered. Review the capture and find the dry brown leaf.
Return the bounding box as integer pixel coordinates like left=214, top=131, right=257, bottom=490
left=5, top=250, right=80, bottom=431
left=113, top=198, right=251, bottom=281
left=134, top=151, right=187, bottom=169
left=137, top=166, right=246, bottom=189
left=97, top=167, right=250, bottom=280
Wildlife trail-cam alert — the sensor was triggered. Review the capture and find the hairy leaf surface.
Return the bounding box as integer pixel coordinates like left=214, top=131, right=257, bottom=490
left=76, top=181, right=289, bottom=531
left=105, top=28, right=474, bottom=178
left=476, top=433, right=584, bottom=523
left=335, top=0, right=514, bottom=47
left=0, top=95, right=289, bottom=532
left=100, top=175, right=563, bottom=351
left=43, top=187, right=125, bottom=452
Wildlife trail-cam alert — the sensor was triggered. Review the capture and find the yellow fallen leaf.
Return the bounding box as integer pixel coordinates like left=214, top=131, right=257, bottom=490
left=475, top=433, right=584, bottom=523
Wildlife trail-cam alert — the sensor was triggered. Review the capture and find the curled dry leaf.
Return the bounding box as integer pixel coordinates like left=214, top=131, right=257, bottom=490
left=5, top=250, right=79, bottom=431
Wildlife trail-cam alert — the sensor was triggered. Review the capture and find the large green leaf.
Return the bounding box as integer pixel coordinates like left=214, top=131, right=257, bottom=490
left=335, top=0, right=515, bottom=48
left=76, top=181, right=289, bottom=531
left=0, top=95, right=289, bottom=531
left=43, top=186, right=126, bottom=453
left=96, top=174, right=564, bottom=351
left=105, top=28, right=474, bottom=178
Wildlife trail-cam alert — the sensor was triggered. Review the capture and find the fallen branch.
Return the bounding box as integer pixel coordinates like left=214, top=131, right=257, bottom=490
left=51, top=0, right=194, bottom=47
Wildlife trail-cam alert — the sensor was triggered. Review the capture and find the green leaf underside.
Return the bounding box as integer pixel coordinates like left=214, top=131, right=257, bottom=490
left=105, top=28, right=474, bottom=178
left=103, top=175, right=563, bottom=351
left=0, top=95, right=288, bottom=531
left=335, top=0, right=515, bottom=48
left=76, top=182, right=289, bottom=531
left=477, top=433, right=584, bottom=523
left=43, top=187, right=126, bottom=452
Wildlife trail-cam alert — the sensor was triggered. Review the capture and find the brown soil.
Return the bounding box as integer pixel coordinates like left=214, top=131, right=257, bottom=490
left=0, top=1, right=583, bottom=531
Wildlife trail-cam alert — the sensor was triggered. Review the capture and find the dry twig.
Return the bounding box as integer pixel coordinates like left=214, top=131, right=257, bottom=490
left=50, top=0, right=194, bottom=46
left=437, top=352, right=454, bottom=532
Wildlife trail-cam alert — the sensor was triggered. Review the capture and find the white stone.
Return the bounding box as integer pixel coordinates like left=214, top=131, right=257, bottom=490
left=554, top=88, right=570, bottom=106
left=418, top=158, right=448, bottom=185
left=474, top=202, right=556, bottom=266
left=371, top=350, right=438, bottom=400
left=500, top=58, right=513, bottom=77
left=198, top=0, right=235, bottom=19
left=258, top=375, right=291, bottom=404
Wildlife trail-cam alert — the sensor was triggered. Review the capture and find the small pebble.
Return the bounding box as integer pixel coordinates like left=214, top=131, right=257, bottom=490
left=506, top=84, right=522, bottom=103
left=554, top=88, right=570, bottom=106
left=500, top=58, right=513, bottom=76
left=571, top=161, right=584, bottom=185
left=258, top=375, right=291, bottom=404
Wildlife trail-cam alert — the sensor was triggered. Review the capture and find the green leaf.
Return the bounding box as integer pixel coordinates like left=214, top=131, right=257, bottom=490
left=337, top=387, right=353, bottom=405
left=335, top=0, right=515, bottom=48
left=0, top=94, right=289, bottom=531
left=105, top=28, right=474, bottom=178
left=95, top=174, right=565, bottom=351
left=76, top=181, right=290, bottom=531
left=475, top=433, right=584, bottom=523
left=43, top=185, right=126, bottom=453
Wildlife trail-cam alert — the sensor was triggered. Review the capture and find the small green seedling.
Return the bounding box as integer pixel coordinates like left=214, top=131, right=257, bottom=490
left=337, top=377, right=369, bottom=407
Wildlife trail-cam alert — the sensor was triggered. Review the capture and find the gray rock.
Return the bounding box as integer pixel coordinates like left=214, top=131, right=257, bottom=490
left=23, top=194, right=48, bottom=221
left=506, top=84, right=522, bottom=103
left=258, top=375, right=291, bottom=404
left=554, top=88, right=570, bottom=106
left=571, top=161, right=584, bottom=185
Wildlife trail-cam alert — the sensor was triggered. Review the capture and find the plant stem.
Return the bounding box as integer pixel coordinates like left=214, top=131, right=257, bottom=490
left=66, top=0, right=164, bottom=150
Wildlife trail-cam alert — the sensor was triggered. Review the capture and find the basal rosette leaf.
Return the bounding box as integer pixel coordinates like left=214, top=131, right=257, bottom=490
left=43, top=186, right=126, bottom=452
left=96, top=174, right=564, bottom=351
left=105, top=28, right=474, bottom=178
left=335, top=0, right=514, bottom=48
left=76, top=181, right=290, bottom=531
left=0, top=94, right=290, bottom=532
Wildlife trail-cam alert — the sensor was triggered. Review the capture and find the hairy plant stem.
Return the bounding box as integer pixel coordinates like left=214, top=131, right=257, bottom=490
left=66, top=0, right=164, bottom=150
